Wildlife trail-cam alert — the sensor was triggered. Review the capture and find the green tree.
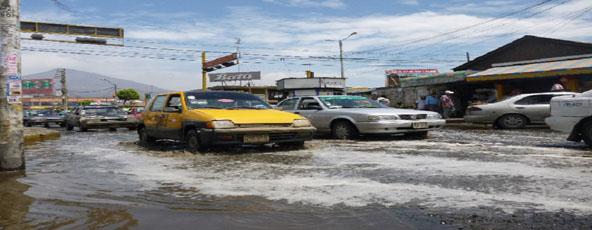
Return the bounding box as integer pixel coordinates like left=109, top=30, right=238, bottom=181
left=78, top=99, right=95, bottom=106
left=116, top=89, right=141, bottom=105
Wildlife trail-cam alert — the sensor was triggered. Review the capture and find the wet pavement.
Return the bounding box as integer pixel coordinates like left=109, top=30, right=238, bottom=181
left=1, top=127, right=592, bottom=229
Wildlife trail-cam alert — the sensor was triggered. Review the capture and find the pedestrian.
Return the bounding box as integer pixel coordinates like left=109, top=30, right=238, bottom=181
left=425, top=92, right=440, bottom=112
left=415, top=96, right=426, bottom=110
left=440, top=90, right=455, bottom=118
left=377, top=95, right=390, bottom=106
left=550, top=83, right=565, bottom=92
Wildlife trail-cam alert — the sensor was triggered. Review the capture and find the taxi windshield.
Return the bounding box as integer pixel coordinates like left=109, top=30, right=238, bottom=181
left=319, top=96, right=386, bottom=109
left=184, top=92, right=272, bottom=110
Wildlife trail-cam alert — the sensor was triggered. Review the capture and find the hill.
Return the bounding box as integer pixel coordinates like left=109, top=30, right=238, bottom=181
left=23, top=69, right=172, bottom=98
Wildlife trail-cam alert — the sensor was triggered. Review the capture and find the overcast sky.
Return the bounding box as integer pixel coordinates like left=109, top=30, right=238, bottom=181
left=20, top=0, right=592, bottom=91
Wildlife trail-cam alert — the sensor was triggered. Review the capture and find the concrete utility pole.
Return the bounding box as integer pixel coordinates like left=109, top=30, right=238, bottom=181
left=100, top=78, right=117, bottom=100
left=0, top=0, right=24, bottom=171
left=327, top=32, right=357, bottom=79
left=60, top=69, right=67, bottom=112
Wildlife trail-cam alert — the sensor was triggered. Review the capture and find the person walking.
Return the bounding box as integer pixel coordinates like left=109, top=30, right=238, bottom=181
left=425, top=92, right=440, bottom=113
left=415, top=96, right=426, bottom=110
left=440, top=90, right=455, bottom=118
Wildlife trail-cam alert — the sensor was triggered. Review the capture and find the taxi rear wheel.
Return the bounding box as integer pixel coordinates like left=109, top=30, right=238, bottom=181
left=185, top=129, right=202, bottom=154
left=66, top=123, right=73, bottom=130
left=332, top=121, right=358, bottom=140
left=138, top=127, right=156, bottom=145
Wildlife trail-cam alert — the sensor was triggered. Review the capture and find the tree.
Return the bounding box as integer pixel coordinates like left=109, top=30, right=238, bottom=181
left=78, top=100, right=95, bottom=106
left=116, top=89, right=141, bottom=105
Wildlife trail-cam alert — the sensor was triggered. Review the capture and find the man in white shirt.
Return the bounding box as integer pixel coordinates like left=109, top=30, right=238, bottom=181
left=415, top=96, right=426, bottom=110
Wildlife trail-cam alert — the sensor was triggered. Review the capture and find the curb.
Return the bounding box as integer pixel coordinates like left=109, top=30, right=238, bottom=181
left=24, top=128, right=61, bottom=144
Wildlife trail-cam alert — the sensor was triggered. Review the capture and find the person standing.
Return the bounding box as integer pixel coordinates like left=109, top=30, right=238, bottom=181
left=425, top=92, right=440, bottom=112
left=415, top=96, right=426, bottom=110
left=377, top=95, right=390, bottom=106
left=440, top=90, right=455, bottom=118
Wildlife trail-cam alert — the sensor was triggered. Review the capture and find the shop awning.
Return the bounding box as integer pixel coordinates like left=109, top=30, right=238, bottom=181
left=467, top=57, right=592, bottom=82
left=399, top=71, right=467, bottom=87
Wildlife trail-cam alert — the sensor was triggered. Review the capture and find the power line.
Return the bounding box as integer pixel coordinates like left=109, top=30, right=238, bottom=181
left=350, top=0, right=558, bottom=55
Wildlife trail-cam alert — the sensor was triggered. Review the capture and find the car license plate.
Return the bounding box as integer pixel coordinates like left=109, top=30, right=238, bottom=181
left=412, top=122, right=428, bottom=129
left=243, top=134, right=270, bottom=143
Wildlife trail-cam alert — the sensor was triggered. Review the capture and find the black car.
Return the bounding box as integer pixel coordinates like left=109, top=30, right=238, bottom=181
left=23, top=109, right=66, bottom=127
left=65, top=106, right=139, bottom=131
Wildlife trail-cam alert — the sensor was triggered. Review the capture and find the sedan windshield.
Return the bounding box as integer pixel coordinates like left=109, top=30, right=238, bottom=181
left=319, top=96, right=386, bottom=109
left=185, top=91, right=272, bottom=110
left=83, top=107, right=124, bottom=115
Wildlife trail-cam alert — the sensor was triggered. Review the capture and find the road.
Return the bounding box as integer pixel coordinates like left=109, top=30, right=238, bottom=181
left=1, top=127, right=591, bottom=229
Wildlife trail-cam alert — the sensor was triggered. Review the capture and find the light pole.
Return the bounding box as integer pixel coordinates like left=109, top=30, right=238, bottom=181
left=100, top=78, right=117, bottom=103
left=327, top=32, right=357, bottom=79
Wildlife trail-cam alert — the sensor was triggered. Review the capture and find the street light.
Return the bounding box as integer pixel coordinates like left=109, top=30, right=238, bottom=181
left=326, top=32, right=357, bottom=79
left=100, top=78, right=117, bottom=99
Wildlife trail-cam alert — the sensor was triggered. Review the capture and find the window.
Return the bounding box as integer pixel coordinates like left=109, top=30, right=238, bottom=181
left=164, top=95, right=182, bottom=112
left=515, top=95, right=554, bottom=105
left=298, top=98, right=320, bottom=110
left=150, top=95, right=167, bottom=112
left=278, top=98, right=298, bottom=110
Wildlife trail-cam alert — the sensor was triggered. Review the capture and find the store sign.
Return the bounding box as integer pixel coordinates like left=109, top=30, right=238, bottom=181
left=385, top=69, right=439, bottom=76
left=209, top=71, right=261, bottom=82
left=22, top=78, right=54, bottom=95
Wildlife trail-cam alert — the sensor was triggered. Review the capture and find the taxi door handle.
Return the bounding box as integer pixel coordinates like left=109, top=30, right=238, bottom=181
left=516, top=107, right=525, bottom=109
left=294, top=112, right=300, bottom=114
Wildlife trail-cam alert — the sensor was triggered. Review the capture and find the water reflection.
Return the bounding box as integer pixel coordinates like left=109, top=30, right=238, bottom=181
left=0, top=171, right=33, bottom=230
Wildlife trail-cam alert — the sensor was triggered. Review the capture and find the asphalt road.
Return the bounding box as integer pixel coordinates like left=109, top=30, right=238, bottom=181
left=1, top=126, right=591, bottom=229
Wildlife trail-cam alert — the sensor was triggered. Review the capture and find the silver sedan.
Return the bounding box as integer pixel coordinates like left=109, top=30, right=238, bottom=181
left=464, top=92, right=577, bottom=129
left=276, top=95, right=445, bottom=139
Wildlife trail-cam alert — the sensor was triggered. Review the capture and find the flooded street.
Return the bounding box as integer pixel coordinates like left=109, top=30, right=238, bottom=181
left=2, top=127, right=592, bottom=229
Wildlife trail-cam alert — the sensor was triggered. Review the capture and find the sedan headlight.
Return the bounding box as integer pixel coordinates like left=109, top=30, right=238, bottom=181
left=427, top=113, right=442, bottom=119
left=206, top=120, right=236, bottom=129
left=293, top=119, right=312, bottom=127
left=368, top=115, right=400, bottom=121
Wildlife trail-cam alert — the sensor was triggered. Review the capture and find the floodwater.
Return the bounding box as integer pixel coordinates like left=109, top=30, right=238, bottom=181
left=1, top=127, right=592, bottom=229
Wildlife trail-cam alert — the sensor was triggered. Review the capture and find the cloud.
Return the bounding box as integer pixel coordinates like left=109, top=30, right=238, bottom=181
left=20, top=0, right=592, bottom=90
left=264, top=0, right=346, bottom=9
left=399, top=0, right=420, bottom=6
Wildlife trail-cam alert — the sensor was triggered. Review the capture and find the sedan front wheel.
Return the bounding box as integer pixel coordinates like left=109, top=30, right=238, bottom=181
left=332, top=121, right=358, bottom=140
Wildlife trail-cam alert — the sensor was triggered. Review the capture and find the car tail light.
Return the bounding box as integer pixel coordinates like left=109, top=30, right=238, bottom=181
left=468, top=107, right=482, bottom=112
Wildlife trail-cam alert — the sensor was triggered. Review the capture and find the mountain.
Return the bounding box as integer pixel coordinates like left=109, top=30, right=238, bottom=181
left=23, top=69, right=172, bottom=98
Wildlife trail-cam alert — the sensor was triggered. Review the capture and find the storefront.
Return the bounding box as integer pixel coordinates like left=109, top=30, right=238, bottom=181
left=467, top=57, right=592, bottom=98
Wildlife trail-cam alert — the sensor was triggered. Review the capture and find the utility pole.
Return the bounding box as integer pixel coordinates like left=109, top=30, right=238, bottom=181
left=0, top=0, right=24, bottom=171
left=327, top=32, right=357, bottom=79
left=60, top=69, right=67, bottom=112
left=202, top=52, right=207, bottom=90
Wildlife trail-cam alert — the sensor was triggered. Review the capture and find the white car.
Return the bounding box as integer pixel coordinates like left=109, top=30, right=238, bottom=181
left=545, top=90, right=592, bottom=146
left=277, top=95, right=445, bottom=139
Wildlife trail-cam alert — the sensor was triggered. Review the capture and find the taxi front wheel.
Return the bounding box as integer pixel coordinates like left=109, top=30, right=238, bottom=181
left=185, top=129, right=202, bottom=154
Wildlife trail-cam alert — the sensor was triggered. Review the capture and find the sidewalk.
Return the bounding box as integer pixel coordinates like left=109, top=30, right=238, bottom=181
left=24, top=127, right=61, bottom=144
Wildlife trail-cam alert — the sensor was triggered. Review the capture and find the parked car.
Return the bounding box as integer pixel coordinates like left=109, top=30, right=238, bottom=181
left=545, top=90, right=592, bottom=146
left=23, top=109, right=65, bottom=127
left=276, top=95, right=445, bottom=139
left=65, top=106, right=138, bottom=131
left=464, top=92, right=577, bottom=129
left=128, top=107, right=145, bottom=118
left=137, top=91, right=316, bottom=153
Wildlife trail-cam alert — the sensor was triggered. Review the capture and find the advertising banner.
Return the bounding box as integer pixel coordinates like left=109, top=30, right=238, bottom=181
left=22, top=78, right=54, bottom=95
left=209, top=71, right=261, bottom=82
left=385, top=69, right=439, bottom=76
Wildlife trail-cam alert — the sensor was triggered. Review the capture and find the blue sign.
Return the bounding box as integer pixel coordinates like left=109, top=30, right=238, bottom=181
left=7, top=75, right=21, bottom=81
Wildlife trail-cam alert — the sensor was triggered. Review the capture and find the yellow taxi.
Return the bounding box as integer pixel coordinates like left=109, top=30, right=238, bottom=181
left=138, top=91, right=316, bottom=153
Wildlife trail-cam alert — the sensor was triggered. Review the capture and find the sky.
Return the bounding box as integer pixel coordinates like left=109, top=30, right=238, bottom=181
left=19, top=0, right=592, bottom=91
